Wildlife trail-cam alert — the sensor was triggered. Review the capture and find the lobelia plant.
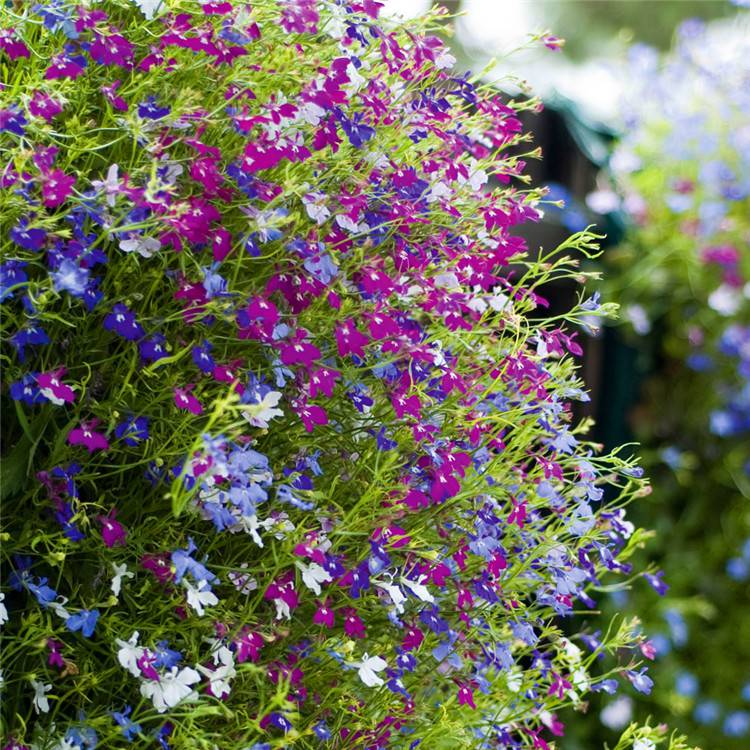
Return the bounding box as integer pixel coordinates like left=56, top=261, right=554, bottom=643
left=0, top=1, right=692, bottom=749
left=587, top=12, right=750, bottom=749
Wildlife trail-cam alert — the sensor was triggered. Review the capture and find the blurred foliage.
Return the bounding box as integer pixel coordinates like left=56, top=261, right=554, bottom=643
left=548, top=0, right=737, bottom=59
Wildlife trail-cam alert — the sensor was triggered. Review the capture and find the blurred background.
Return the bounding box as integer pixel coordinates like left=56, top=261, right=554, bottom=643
left=383, top=2, right=750, bottom=749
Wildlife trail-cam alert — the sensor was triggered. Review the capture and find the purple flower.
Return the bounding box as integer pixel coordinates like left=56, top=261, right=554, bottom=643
left=643, top=570, right=669, bottom=596
left=66, top=608, right=100, bottom=638
left=90, top=33, right=134, bottom=67
left=626, top=667, right=654, bottom=694
left=138, top=97, right=171, bottom=120
left=336, top=110, right=375, bottom=148
left=104, top=303, right=145, bottom=340
left=139, top=334, right=168, bottom=363
left=10, top=223, right=47, bottom=250
left=0, top=107, right=27, bottom=136
left=0, top=260, right=27, bottom=302
left=10, top=374, right=45, bottom=405
left=419, top=606, right=449, bottom=634
left=115, top=416, right=150, bottom=446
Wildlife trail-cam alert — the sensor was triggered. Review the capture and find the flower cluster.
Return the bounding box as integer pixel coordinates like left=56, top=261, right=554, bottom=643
left=587, top=13, right=750, bottom=749
left=1, top=2, right=664, bottom=749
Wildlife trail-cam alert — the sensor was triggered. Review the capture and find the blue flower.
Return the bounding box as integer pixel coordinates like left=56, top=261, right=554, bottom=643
left=103, top=303, right=145, bottom=341
left=51, top=259, right=89, bottom=297
left=112, top=705, right=142, bottom=742
left=626, top=667, right=653, bottom=695
left=66, top=608, right=100, bottom=638
left=138, top=97, right=170, bottom=120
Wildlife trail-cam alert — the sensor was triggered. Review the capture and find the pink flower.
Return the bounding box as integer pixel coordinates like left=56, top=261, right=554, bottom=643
left=343, top=608, right=366, bottom=638
left=101, top=80, right=129, bottom=111
left=0, top=28, right=30, bottom=61
left=508, top=500, right=528, bottom=529
left=98, top=510, right=127, bottom=548
left=294, top=400, right=328, bottom=432
left=68, top=420, right=109, bottom=453
left=430, top=471, right=460, bottom=503
left=29, top=92, right=63, bottom=122
left=45, top=54, right=86, bottom=80
left=36, top=369, right=76, bottom=404
left=47, top=639, right=64, bottom=669
left=280, top=340, right=321, bottom=367
left=313, top=598, right=335, bottom=628
left=367, top=311, right=400, bottom=340
left=41, top=169, right=76, bottom=208
left=542, top=34, right=564, bottom=51
left=174, top=385, right=204, bottom=415
left=457, top=683, right=476, bottom=709
left=335, top=320, right=370, bottom=358
left=212, top=227, right=233, bottom=261
left=235, top=629, right=264, bottom=663
left=90, top=33, right=135, bottom=67
left=308, top=366, right=341, bottom=398
left=401, top=626, right=424, bottom=651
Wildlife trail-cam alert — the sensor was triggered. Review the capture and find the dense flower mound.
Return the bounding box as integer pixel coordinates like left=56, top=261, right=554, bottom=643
left=592, top=14, right=750, bottom=748
left=0, top=2, right=678, bottom=749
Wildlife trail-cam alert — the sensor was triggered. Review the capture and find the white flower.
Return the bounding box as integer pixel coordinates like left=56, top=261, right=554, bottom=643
left=0, top=592, right=8, bottom=627
left=198, top=645, right=236, bottom=698
left=435, top=50, right=456, bottom=70
left=49, top=595, right=70, bottom=621
left=31, top=679, right=52, bottom=714
left=506, top=667, right=523, bottom=693
left=401, top=575, right=435, bottom=604
left=354, top=653, right=387, bottom=688
left=298, top=101, right=326, bottom=126
left=374, top=580, right=406, bottom=614
left=116, top=632, right=145, bottom=677
left=240, top=390, right=284, bottom=428
left=600, top=695, right=633, bottom=730
left=228, top=564, right=258, bottom=595
left=296, top=561, right=332, bottom=596
left=140, top=665, right=201, bottom=713
left=119, top=233, right=161, bottom=258
left=633, top=739, right=656, bottom=750
left=302, top=193, right=331, bottom=225
left=184, top=579, right=219, bottom=617
left=91, top=163, right=120, bottom=207
left=131, top=0, right=166, bottom=20
left=111, top=562, right=134, bottom=598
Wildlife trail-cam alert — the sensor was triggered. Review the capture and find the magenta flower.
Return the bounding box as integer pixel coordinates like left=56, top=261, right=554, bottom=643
left=235, top=630, right=264, bottom=663
left=0, top=28, right=30, bottom=60
left=101, top=80, right=129, bottom=111
left=68, top=421, right=110, bottom=453
left=174, top=385, right=203, bottom=415
left=212, top=228, right=233, bottom=261
left=308, top=367, right=341, bottom=398
left=90, top=33, right=134, bottom=67
left=41, top=169, right=76, bottom=208
left=47, top=639, right=64, bottom=669
left=343, top=608, right=366, bottom=638
left=313, top=599, right=335, bottom=628
left=28, top=92, right=63, bottom=122
left=280, top=340, right=322, bottom=367
left=36, top=369, right=76, bottom=405
left=294, top=400, right=328, bottom=432
left=335, top=320, right=370, bottom=358
left=45, top=54, right=86, bottom=80
left=402, top=626, right=424, bottom=651
left=457, top=683, right=476, bottom=709
left=98, top=510, right=126, bottom=548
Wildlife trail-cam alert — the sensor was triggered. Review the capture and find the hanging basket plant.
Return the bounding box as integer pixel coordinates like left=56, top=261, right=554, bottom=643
left=0, top=2, right=689, bottom=749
